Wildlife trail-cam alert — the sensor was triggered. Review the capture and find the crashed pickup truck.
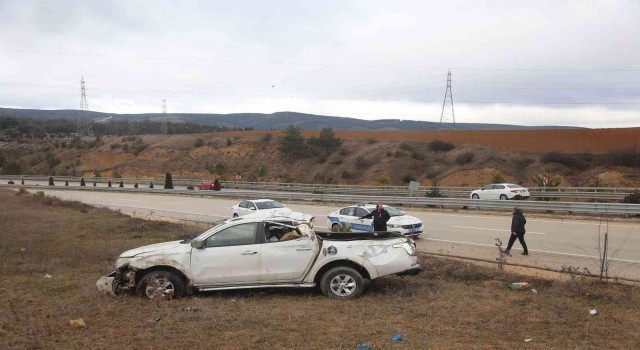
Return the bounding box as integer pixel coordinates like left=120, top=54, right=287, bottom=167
left=97, top=215, right=420, bottom=299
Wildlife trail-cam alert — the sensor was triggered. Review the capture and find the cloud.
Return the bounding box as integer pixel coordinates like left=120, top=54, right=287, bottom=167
left=0, top=0, right=638, bottom=128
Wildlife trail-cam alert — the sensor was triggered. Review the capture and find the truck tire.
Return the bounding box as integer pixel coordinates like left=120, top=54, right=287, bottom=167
left=320, top=266, right=365, bottom=299
left=136, top=270, right=185, bottom=300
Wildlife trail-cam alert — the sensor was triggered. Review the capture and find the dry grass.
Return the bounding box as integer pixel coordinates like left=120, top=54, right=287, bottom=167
left=1, top=189, right=639, bottom=349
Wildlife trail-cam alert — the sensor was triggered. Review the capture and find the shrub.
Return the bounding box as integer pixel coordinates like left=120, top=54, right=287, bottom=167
left=34, top=191, right=45, bottom=198
left=213, top=178, right=221, bottom=191
left=541, top=152, right=589, bottom=170
left=134, top=183, right=138, bottom=188
left=3, top=161, right=22, bottom=175
left=132, top=143, right=147, bottom=156
left=456, top=151, right=475, bottom=165
left=386, top=151, right=393, bottom=157
left=256, top=166, right=267, bottom=177
left=429, top=139, right=455, bottom=152
left=149, top=182, right=154, bottom=189
left=411, top=152, right=425, bottom=160
left=402, top=174, right=416, bottom=183
left=491, top=172, right=505, bottom=184
left=341, top=170, right=353, bottom=180
left=164, top=172, right=174, bottom=189
left=187, top=185, right=194, bottom=190
left=8, top=180, right=14, bottom=184
left=123, top=144, right=129, bottom=152
left=49, top=177, right=54, bottom=186
left=394, top=150, right=405, bottom=158
left=107, top=181, right=112, bottom=187
left=366, top=138, right=377, bottom=144
left=110, top=143, right=122, bottom=149
left=338, top=148, right=349, bottom=156
left=425, top=181, right=446, bottom=198
left=307, top=127, right=342, bottom=152
left=194, top=138, right=205, bottom=148
left=317, top=153, right=328, bottom=164
left=399, top=142, right=414, bottom=151
left=623, top=190, right=640, bottom=204
left=261, top=133, right=272, bottom=142
left=226, top=138, right=232, bottom=146
left=603, top=148, right=640, bottom=168
left=119, top=181, right=124, bottom=187
left=512, top=194, right=525, bottom=200
left=355, top=156, right=370, bottom=168
left=378, top=175, right=391, bottom=185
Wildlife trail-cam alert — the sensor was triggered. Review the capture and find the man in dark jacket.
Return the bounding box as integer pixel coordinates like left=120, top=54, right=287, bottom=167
left=359, top=202, right=391, bottom=231
left=504, top=207, right=528, bottom=255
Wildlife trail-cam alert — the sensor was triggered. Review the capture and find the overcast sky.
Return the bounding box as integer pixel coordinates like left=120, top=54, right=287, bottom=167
left=1, top=0, right=639, bottom=128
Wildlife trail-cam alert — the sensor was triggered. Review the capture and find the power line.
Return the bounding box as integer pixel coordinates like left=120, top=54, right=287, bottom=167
left=2, top=49, right=640, bottom=72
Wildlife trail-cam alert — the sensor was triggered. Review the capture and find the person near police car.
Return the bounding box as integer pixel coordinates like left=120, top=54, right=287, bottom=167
left=358, top=202, right=391, bottom=231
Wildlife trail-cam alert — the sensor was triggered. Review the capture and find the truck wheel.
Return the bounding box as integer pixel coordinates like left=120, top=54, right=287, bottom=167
left=320, top=266, right=364, bottom=299
left=136, top=270, right=184, bottom=300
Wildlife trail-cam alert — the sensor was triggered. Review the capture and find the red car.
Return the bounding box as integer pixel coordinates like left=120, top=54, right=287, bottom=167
left=197, top=181, right=215, bottom=190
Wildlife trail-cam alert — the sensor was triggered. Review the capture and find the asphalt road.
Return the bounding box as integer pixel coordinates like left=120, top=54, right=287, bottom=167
left=35, top=189, right=640, bottom=281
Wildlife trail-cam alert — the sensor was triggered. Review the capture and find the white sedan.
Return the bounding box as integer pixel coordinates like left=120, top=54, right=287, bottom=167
left=327, top=203, right=423, bottom=237
left=232, top=199, right=314, bottom=222
left=470, top=183, right=530, bottom=200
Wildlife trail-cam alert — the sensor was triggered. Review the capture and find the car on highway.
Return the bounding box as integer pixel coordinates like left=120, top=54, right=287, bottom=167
left=232, top=199, right=315, bottom=222
left=96, top=215, right=420, bottom=299
left=470, top=183, right=530, bottom=200
left=327, top=203, right=423, bottom=237
left=197, top=181, right=215, bottom=190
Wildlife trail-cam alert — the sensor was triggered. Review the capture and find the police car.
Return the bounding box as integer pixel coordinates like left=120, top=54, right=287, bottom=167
left=327, top=203, right=423, bottom=237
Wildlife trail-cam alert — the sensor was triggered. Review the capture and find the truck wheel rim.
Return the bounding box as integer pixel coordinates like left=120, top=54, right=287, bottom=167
left=329, top=274, right=356, bottom=296
left=145, top=277, right=175, bottom=299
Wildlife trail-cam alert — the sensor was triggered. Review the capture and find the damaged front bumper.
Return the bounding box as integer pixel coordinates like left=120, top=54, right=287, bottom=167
left=396, top=263, right=421, bottom=276
left=96, top=265, right=137, bottom=296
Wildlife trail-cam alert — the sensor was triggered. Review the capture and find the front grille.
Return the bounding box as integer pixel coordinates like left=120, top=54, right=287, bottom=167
left=402, top=223, right=422, bottom=229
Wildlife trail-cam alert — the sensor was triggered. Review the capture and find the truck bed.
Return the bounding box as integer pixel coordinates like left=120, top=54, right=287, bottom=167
left=314, top=231, right=403, bottom=240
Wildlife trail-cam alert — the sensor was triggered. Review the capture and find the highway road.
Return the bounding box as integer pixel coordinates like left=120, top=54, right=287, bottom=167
left=34, top=189, right=640, bottom=281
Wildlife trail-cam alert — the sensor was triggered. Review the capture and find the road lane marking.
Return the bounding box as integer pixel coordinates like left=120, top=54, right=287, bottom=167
left=118, top=199, right=139, bottom=202
left=452, top=226, right=547, bottom=235
left=161, top=201, right=185, bottom=205
left=422, top=238, right=640, bottom=264
left=423, top=212, right=640, bottom=228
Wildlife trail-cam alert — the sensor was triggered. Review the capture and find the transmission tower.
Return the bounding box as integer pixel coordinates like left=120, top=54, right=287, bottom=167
left=440, top=68, right=455, bottom=124
left=160, top=99, right=168, bottom=135
left=76, top=76, right=94, bottom=136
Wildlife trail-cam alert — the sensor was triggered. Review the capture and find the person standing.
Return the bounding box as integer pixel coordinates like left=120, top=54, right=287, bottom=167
left=504, top=207, right=528, bottom=255
left=359, top=202, right=391, bottom=231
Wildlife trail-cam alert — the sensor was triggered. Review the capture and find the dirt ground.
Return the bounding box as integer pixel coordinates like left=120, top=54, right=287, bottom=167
left=1, top=189, right=639, bottom=349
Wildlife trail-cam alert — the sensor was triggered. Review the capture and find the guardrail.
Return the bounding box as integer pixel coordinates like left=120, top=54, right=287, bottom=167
left=2, top=175, right=637, bottom=201
left=3, top=183, right=640, bottom=216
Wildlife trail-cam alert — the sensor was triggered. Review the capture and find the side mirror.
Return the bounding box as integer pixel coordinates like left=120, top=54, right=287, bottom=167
left=190, top=239, right=205, bottom=249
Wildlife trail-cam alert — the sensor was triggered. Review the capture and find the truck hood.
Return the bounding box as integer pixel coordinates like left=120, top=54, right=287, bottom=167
left=119, top=240, right=185, bottom=258
left=243, top=208, right=315, bottom=222
left=388, top=215, right=421, bottom=225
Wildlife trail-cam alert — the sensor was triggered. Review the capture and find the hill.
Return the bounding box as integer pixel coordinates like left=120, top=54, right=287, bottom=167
left=1, top=128, right=638, bottom=188
left=0, top=107, right=580, bottom=131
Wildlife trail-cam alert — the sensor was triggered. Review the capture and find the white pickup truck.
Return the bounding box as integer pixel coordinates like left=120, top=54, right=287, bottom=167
left=97, top=216, right=420, bottom=299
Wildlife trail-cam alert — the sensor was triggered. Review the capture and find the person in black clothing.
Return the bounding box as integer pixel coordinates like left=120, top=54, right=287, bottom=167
left=359, top=202, right=391, bottom=231
left=504, top=207, right=528, bottom=255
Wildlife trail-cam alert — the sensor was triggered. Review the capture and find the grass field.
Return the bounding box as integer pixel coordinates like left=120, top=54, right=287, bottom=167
left=1, top=189, right=639, bottom=349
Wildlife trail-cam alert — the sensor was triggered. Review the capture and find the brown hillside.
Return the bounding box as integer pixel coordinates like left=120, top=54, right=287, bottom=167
left=3, top=128, right=639, bottom=187
left=213, top=128, right=640, bottom=153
